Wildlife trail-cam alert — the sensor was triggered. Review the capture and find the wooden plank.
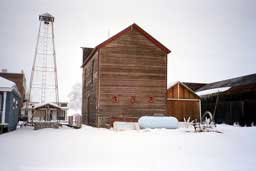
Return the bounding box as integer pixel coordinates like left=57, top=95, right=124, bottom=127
left=167, top=100, right=200, bottom=121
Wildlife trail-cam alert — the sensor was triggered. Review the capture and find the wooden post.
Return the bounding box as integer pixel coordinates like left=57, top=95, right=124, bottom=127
left=47, top=106, right=50, bottom=121
left=199, top=99, right=202, bottom=123
left=177, top=83, right=180, bottom=99
left=1, top=92, right=7, bottom=124
left=241, top=101, right=244, bottom=117
left=230, top=102, right=232, bottom=123
left=31, top=105, right=34, bottom=124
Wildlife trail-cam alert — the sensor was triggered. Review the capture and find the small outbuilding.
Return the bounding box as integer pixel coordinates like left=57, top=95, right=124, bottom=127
left=167, top=81, right=201, bottom=121
left=31, top=102, right=67, bottom=121
left=0, top=76, right=21, bottom=133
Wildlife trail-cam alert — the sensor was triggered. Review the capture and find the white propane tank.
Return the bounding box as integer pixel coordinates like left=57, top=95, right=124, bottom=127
left=138, top=116, right=178, bottom=129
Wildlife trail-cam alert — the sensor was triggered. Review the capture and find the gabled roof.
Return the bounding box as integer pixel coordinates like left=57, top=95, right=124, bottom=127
left=197, top=73, right=256, bottom=92
left=0, top=76, right=20, bottom=96
left=35, top=102, right=62, bottom=110
left=167, top=81, right=200, bottom=99
left=182, top=82, right=207, bottom=91
left=81, top=23, right=171, bottom=67
left=0, top=76, right=16, bottom=88
left=40, top=13, right=54, bottom=18
left=167, top=81, right=180, bottom=89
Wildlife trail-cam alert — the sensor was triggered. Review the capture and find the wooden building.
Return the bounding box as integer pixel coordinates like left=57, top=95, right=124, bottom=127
left=167, top=81, right=201, bottom=121
left=196, top=73, right=256, bottom=126
left=0, top=70, right=26, bottom=108
left=32, top=103, right=67, bottom=121
left=0, top=76, right=21, bottom=133
left=81, top=23, right=171, bottom=127
left=21, top=102, right=68, bottom=122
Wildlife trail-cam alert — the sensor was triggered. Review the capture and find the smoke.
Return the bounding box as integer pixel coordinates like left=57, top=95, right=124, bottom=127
left=68, top=83, right=82, bottom=114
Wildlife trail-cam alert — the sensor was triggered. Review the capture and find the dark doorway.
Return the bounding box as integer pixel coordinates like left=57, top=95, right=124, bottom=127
left=87, top=96, right=91, bottom=125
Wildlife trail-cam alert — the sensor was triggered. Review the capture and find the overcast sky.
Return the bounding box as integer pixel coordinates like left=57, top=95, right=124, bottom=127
left=0, top=0, right=255, bottom=102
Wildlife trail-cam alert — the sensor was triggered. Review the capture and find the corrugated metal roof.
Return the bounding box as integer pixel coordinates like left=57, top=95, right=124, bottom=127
left=197, top=73, right=256, bottom=92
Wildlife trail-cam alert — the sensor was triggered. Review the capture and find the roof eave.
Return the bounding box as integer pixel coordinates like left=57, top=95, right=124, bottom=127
left=132, top=24, right=171, bottom=54
left=81, top=23, right=171, bottom=68
left=167, top=81, right=201, bottom=99
left=81, top=47, right=98, bottom=68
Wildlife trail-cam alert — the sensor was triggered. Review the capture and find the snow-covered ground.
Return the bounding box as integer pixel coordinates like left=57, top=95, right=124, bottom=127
left=0, top=125, right=256, bottom=171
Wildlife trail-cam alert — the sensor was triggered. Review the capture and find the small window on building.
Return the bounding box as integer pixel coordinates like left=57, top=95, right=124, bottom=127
left=148, top=96, right=154, bottom=103
left=130, top=96, right=136, bottom=104
left=112, top=96, right=119, bottom=103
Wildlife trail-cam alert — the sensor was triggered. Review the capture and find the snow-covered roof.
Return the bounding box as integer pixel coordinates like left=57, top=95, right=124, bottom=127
left=22, top=102, right=68, bottom=111
left=35, top=102, right=62, bottom=109
left=196, top=87, right=231, bottom=96
left=40, top=13, right=54, bottom=18
left=0, top=76, right=15, bottom=88
left=71, top=113, right=81, bottom=116
left=0, top=76, right=20, bottom=96
left=196, top=73, right=256, bottom=92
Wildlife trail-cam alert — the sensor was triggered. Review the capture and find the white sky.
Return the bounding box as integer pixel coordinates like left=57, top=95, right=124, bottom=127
left=0, top=0, right=255, bottom=102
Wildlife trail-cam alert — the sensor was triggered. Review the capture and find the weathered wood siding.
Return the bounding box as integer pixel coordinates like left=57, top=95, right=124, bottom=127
left=167, top=83, right=200, bottom=121
left=167, top=100, right=200, bottom=121
left=97, top=29, right=167, bottom=127
left=167, top=83, right=198, bottom=99
left=82, top=52, right=98, bottom=126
